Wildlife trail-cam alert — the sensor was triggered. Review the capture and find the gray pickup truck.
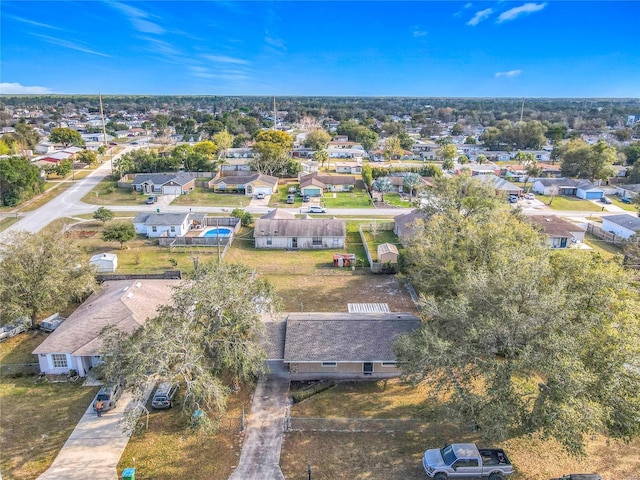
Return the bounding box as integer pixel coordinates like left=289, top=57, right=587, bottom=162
left=422, top=443, right=513, bottom=480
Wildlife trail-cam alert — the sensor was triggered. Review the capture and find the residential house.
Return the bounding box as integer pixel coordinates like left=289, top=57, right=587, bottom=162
left=386, top=172, right=432, bottom=193
left=528, top=216, right=586, bottom=248
left=484, top=151, right=513, bottom=162
left=394, top=209, right=425, bottom=244
left=292, top=147, right=314, bottom=159
left=614, top=184, right=640, bottom=200
left=601, top=214, right=640, bottom=240
left=130, top=172, right=197, bottom=195
left=278, top=312, right=420, bottom=378
left=32, top=280, right=180, bottom=377
left=532, top=178, right=604, bottom=200
left=221, top=158, right=252, bottom=172
left=475, top=174, right=523, bottom=197
left=134, top=212, right=206, bottom=238
left=89, top=253, right=118, bottom=273
left=465, top=164, right=501, bottom=176
left=334, top=162, right=362, bottom=174
left=327, top=146, right=366, bottom=159
left=210, top=173, right=279, bottom=196
left=299, top=172, right=357, bottom=196
left=254, top=209, right=346, bottom=249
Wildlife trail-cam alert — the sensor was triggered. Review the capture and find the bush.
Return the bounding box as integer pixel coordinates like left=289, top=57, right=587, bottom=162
left=290, top=381, right=336, bottom=404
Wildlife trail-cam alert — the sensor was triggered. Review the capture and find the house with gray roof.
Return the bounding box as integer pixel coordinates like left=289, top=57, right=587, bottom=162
left=33, top=280, right=179, bottom=377
left=475, top=174, right=523, bottom=196
left=130, top=172, right=197, bottom=195
left=277, top=312, right=420, bottom=379
left=602, top=214, right=640, bottom=240
left=394, top=209, right=426, bottom=244
left=532, top=178, right=604, bottom=200
left=614, top=183, right=640, bottom=200
left=254, top=209, right=346, bottom=249
left=133, top=212, right=205, bottom=237
left=210, top=172, right=278, bottom=196
left=299, top=172, right=357, bottom=195
left=528, top=215, right=586, bottom=248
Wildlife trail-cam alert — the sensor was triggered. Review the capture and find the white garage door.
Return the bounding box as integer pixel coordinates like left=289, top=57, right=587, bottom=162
left=254, top=187, right=273, bottom=195
left=163, top=185, right=182, bottom=195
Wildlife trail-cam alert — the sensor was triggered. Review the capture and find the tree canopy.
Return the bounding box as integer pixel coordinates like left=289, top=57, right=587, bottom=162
left=102, top=222, right=136, bottom=249
left=303, top=128, right=331, bottom=150
left=250, top=130, right=294, bottom=176
left=0, top=230, right=97, bottom=326
left=49, top=127, right=85, bottom=147
left=0, top=155, right=45, bottom=206
left=99, top=262, right=279, bottom=431
left=397, top=177, right=640, bottom=454
left=559, top=138, right=616, bottom=181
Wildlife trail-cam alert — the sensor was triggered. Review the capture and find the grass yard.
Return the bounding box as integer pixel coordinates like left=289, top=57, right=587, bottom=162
left=583, top=232, right=624, bottom=258
left=0, top=332, right=100, bottom=480
left=281, top=380, right=640, bottom=480
left=118, top=383, right=254, bottom=480
left=322, top=190, right=373, bottom=209
left=270, top=183, right=302, bottom=207
left=610, top=197, right=639, bottom=212
left=0, top=215, right=20, bottom=232
left=16, top=182, right=76, bottom=212
left=170, top=187, right=251, bottom=208
left=382, top=192, right=414, bottom=208
left=535, top=194, right=603, bottom=212
left=82, top=179, right=151, bottom=205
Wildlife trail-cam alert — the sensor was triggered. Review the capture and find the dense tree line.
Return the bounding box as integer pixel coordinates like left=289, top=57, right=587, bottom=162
left=0, top=155, right=45, bottom=206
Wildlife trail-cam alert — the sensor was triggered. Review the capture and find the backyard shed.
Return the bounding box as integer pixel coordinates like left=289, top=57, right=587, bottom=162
left=377, top=243, right=399, bottom=264
left=89, top=253, right=118, bottom=272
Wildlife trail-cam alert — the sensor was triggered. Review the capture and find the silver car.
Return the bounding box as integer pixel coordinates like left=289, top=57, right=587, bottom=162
left=93, top=383, right=123, bottom=413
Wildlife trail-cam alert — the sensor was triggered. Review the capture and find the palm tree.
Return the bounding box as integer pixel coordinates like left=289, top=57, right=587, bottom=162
left=372, top=177, right=394, bottom=202
left=402, top=173, right=422, bottom=201
left=313, top=149, right=329, bottom=170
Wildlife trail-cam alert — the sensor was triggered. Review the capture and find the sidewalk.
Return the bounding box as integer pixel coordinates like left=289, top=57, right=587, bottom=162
left=228, top=374, right=290, bottom=480
left=37, top=384, right=154, bottom=480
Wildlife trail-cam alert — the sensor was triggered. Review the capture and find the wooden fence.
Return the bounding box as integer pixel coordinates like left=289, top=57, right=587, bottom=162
left=97, top=270, right=182, bottom=281
left=586, top=223, right=625, bottom=246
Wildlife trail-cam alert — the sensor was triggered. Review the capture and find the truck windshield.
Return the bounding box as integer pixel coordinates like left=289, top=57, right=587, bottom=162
left=441, top=445, right=457, bottom=465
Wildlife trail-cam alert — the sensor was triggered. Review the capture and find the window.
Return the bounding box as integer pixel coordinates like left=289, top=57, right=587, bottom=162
left=333, top=237, right=340, bottom=247
left=266, top=237, right=272, bottom=246
left=312, top=236, right=322, bottom=246
left=51, top=354, right=68, bottom=368
left=453, top=459, right=479, bottom=468
left=381, top=362, right=396, bottom=366
left=170, top=226, right=176, bottom=233
left=152, top=226, right=157, bottom=233
left=321, top=362, right=337, bottom=367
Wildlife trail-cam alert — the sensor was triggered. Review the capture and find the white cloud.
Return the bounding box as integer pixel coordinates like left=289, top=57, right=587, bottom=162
left=6, top=15, right=62, bottom=31
left=413, top=29, right=428, bottom=38
left=497, top=3, right=547, bottom=23
left=109, top=1, right=164, bottom=34
left=0, top=83, right=53, bottom=94
left=467, top=8, right=493, bottom=26
left=265, top=36, right=286, bottom=50
left=31, top=33, right=111, bottom=57
left=464, top=3, right=473, bottom=8
left=495, top=70, right=522, bottom=78
left=131, top=19, right=164, bottom=35
left=203, top=55, right=249, bottom=65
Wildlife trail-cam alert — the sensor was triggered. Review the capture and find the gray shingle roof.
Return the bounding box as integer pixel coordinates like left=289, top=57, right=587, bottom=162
left=475, top=174, right=523, bottom=192
left=133, top=212, right=190, bottom=226
left=536, top=177, right=597, bottom=190
left=131, top=172, right=195, bottom=186
left=529, top=216, right=585, bottom=237
left=283, top=312, right=420, bottom=362
left=254, top=217, right=346, bottom=238
left=33, top=280, right=179, bottom=356
left=603, top=214, right=640, bottom=232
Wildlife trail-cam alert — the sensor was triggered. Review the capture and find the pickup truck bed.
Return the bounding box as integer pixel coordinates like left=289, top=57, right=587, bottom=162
left=479, top=448, right=510, bottom=466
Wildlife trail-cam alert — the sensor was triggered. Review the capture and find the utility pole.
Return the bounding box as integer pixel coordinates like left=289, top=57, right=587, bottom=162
left=99, top=93, right=111, bottom=175
left=273, top=96, right=277, bottom=130
left=520, top=98, right=525, bottom=123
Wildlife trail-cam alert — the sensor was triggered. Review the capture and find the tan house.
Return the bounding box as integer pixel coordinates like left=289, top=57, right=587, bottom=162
left=279, top=312, right=420, bottom=379
left=210, top=173, right=279, bottom=196
left=299, top=172, right=357, bottom=196
left=254, top=209, right=346, bottom=249
left=33, top=280, right=179, bottom=377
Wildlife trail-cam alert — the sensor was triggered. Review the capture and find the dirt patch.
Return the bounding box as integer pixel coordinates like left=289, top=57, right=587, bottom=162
left=64, top=230, right=97, bottom=238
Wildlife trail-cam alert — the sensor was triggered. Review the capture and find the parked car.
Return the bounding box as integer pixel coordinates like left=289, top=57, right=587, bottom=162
left=423, top=443, right=513, bottom=479
left=509, top=195, right=518, bottom=204
left=0, top=316, right=29, bottom=342
left=131, top=141, right=139, bottom=145
left=288, top=187, right=297, bottom=193
left=286, top=195, right=295, bottom=204
left=550, top=475, right=602, bottom=480
left=256, top=192, right=265, bottom=199
left=151, top=382, right=179, bottom=409
left=524, top=193, right=535, bottom=200
left=93, top=383, right=123, bottom=413
left=307, top=205, right=326, bottom=213
left=621, top=197, right=632, bottom=204
left=302, top=195, right=310, bottom=202
left=146, top=196, right=157, bottom=204
left=600, top=197, right=612, bottom=204
left=109, top=142, right=118, bottom=146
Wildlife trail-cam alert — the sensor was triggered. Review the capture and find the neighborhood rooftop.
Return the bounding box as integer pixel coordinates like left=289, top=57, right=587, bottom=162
left=602, top=214, right=640, bottom=232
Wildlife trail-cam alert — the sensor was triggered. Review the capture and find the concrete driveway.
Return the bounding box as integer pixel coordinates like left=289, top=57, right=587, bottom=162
left=37, top=385, right=153, bottom=480
left=228, top=375, right=290, bottom=480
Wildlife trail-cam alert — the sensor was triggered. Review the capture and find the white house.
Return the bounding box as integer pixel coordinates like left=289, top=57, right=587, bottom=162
left=89, top=253, right=118, bottom=273
left=133, top=212, right=205, bottom=237
left=529, top=216, right=586, bottom=248
left=254, top=209, right=346, bottom=250
left=32, top=280, right=179, bottom=377
left=532, top=178, right=604, bottom=200
left=601, top=214, right=640, bottom=240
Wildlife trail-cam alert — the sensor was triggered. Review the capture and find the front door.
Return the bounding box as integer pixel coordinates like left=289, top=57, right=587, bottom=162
left=291, top=237, right=298, bottom=248
left=363, top=362, right=373, bottom=374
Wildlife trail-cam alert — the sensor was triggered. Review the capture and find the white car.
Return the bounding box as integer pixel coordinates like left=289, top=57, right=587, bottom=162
left=307, top=205, right=326, bottom=213
left=255, top=192, right=265, bottom=199
left=524, top=193, right=535, bottom=200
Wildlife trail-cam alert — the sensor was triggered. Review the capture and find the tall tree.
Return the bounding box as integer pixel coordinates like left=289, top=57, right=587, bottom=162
left=212, top=130, right=233, bottom=161
left=384, top=136, right=403, bottom=160
left=0, top=230, right=97, bottom=327
left=402, top=172, right=422, bottom=200
left=312, top=149, right=329, bottom=170
left=93, top=207, right=114, bottom=224
left=77, top=149, right=98, bottom=165
left=303, top=129, right=331, bottom=151
left=0, top=155, right=45, bottom=206
left=559, top=139, right=616, bottom=181
left=99, top=262, right=278, bottom=431
left=437, top=143, right=458, bottom=164
left=49, top=127, right=85, bottom=147
left=372, top=176, right=394, bottom=202
left=250, top=130, right=294, bottom=176
left=397, top=214, right=640, bottom=454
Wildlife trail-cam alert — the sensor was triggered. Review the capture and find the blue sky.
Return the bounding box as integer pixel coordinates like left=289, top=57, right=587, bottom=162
left=1, top=1, right=639, bottom=97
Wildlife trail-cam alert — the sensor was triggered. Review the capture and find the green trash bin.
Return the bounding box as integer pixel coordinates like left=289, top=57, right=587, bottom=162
left=122, top=468, right=135, bottom=480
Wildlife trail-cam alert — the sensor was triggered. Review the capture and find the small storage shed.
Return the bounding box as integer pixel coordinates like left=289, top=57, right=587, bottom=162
left=377, top=243, right=399, bottom=264
left=89, top=253, right=118, bottom=273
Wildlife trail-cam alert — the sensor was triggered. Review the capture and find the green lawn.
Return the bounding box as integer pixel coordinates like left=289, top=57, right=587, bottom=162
left=583, top=232, right=624, bottom=258
left=270, top=183, right=301, bottom=207
left=0, top=332, right=99, bottom=480
left=82, top=179, right=151, bottom=205
left=322, top=190, right=373, bottom=208
left=382, top=193, right=414, bottom=207
left=170, top=187, right=251, bottom=207
left=0, top=216, right=20, bottom=232
left=535, top=194, right=603, bottom=212
left=610, top=197, right=639, bottom=212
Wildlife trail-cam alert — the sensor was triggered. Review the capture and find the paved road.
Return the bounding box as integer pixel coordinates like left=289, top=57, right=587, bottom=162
left=1, top=146, right=134, bottom=237
left=37, top=384, right=153, bottom=480
left=228, top=375, right=290, bottom=480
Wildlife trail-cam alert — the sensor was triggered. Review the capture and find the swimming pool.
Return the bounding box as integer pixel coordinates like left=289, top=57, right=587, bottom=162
left=202, top=227, right=232, bottom=237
